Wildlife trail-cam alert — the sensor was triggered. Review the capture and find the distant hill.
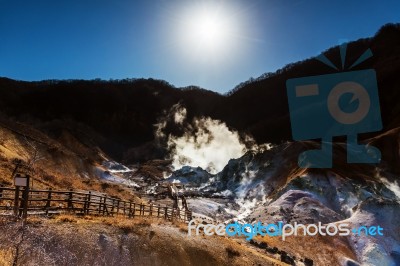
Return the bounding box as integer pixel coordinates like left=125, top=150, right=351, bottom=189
left=0, top=78, right=223, bottom=161
left=0, top=23, right=399, bottom=163
left=219, top=23, right=400, bottom=144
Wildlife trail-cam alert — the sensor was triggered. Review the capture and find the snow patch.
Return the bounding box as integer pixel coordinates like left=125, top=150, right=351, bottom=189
left=380, top=177, right=400, bottom=200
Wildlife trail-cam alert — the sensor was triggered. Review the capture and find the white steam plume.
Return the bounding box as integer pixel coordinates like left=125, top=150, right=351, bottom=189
left=168, top=117, right=247, bottom=174
left=156, top=104, right=256, bottom=174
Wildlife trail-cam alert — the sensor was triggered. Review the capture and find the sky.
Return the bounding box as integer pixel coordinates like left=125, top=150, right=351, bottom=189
left=0, top=0, right=399, bottom=93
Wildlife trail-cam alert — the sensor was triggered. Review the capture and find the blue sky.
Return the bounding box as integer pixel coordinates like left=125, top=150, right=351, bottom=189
left=0, top=0, right=399, bottom=93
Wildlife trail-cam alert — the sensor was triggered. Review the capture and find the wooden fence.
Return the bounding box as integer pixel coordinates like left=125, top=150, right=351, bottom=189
left=0, top=186, right=192, bottom=222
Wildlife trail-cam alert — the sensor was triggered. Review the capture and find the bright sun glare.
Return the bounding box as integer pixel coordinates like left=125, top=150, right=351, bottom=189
left=174, top=3, right=242, bottom=61
left=190, top=13, right=225, bottom=48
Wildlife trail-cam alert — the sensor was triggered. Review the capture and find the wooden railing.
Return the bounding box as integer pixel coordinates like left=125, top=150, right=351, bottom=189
left=0, top=186, right=192, bottom=222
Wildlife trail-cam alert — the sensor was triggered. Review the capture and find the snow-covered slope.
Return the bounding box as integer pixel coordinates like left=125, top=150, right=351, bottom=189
left=165, top=141, right=400, bottom=265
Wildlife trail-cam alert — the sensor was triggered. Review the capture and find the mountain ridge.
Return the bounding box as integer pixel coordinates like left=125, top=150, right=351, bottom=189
left=0, top=23, right=399, bottom=164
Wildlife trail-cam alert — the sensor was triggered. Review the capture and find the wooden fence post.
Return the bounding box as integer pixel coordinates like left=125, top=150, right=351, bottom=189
left=157, top=204, right=160, bottom=218
left=45, top=188, right=52, bottom=215
left=87, top=191, right=92, bottom=214
left=83, top=193, right=87, bottom=214
left=102, top=196, right=107, bottom=215
left=164, top=206, right=168, bottom=220
left=86, top=192, right=91, bottom=215
left=13, top=186, right=20, bottom=217
left=128, top=201, right=132, bottom=218
left=21, top=176, right=30, bottom=220
left=111, top=198, right=115, bottom=216
left=132, top=203, right=136, bottom=218
left=98, top=196, right=102, bottom=215
left=22, top=187, right=28, bottom=220
left=83, top=192, right=88, bottom=214
left=116, top=199, right=120, bottom=216
left=67, top=189, right=73, bottom=211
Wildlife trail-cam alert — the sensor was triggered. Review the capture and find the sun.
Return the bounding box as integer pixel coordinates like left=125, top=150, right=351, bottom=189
left=174, top=3, right=241, bottom=60
left=189, top=12, right=225, bottom=49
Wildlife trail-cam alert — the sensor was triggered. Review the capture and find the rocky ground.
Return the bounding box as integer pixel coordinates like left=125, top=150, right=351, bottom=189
left=0, top=215, right=285, bottom=266
left=135, top=138, right=400, bottom=266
